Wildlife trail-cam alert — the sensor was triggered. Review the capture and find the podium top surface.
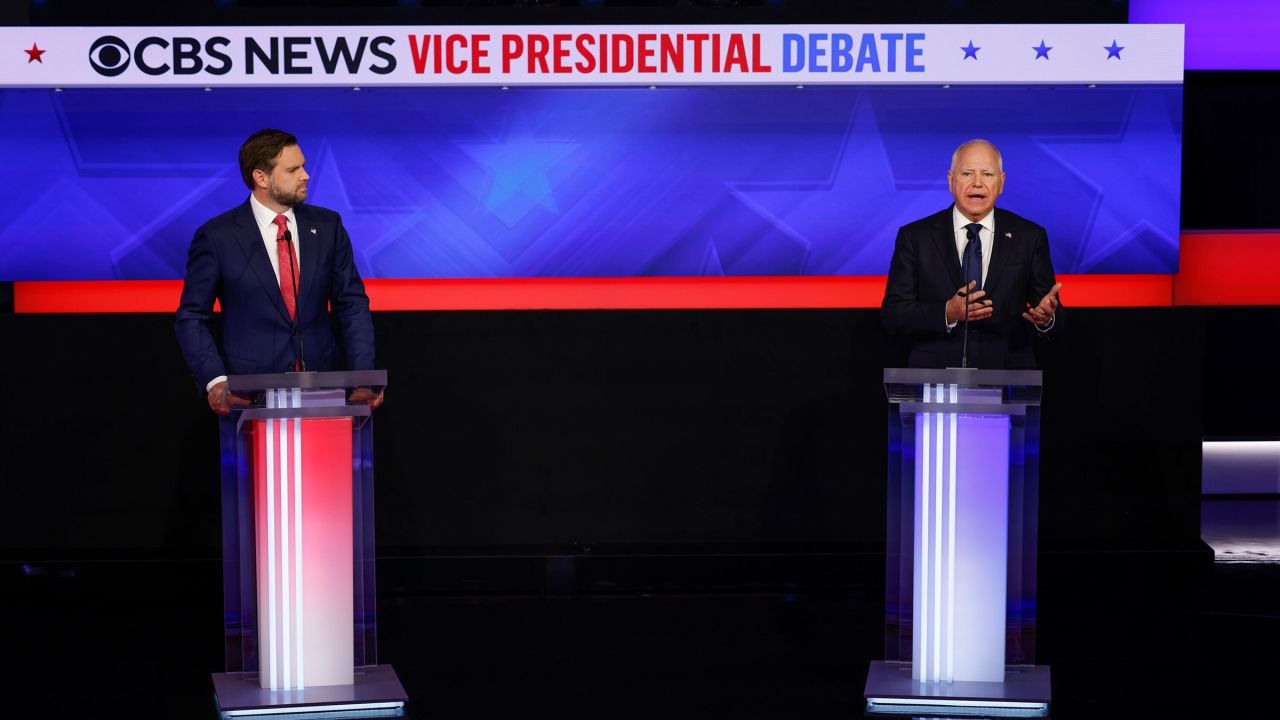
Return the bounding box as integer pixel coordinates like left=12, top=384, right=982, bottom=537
left=884, top=367, right=1042, bottom=405
left=225, top=370, right=387, bottom=420
left=227, top=369, right=387, bottom=393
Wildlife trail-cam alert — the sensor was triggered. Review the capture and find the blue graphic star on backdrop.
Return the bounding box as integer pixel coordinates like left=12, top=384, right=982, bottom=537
left=1033, top=41, right=1053, bottom=60
left=1035, top=91, right=1181, bottom=273
left=1105, top=40, right=1125, bottom=60
left=457, top=124, right=579, bottom=229
left=728, top=95, right=942, bottom=276
left=961, top=41, right=980, bottom=60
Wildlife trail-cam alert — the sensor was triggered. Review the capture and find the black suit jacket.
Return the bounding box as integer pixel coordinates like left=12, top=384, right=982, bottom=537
left=881, top=206, right=1060, bottom=369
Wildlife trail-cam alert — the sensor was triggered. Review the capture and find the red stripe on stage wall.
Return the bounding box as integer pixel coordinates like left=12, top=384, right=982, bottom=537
left=8, top=275, right=1167, bottom=312
left=1174, top=231, right=1280, bottom=306
left=10, top=231, right=1278, bottom=312
left=14, top=280, right=195, bottom=313
left=1054, top=274, right=1173, bottom=307
left=365, top=276, right=888, bottom=310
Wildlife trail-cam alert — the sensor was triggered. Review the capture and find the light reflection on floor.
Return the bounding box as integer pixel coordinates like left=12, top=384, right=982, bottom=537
left=1201, top=497, right=1280, bottom=563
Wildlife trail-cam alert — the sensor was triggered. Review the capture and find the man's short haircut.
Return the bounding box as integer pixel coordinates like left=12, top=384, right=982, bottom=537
left=950, top=138, right=1003, bottom=173
left=239, top=129, right=298, bottom=189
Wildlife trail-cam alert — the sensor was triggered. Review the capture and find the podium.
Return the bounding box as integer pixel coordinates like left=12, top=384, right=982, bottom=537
left=211, top=370, right=407, bottom=717
left=865, top=368, right=1050, bottom=717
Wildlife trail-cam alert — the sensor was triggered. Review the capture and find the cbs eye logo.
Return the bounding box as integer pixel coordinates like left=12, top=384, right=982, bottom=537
left=89, top=36, right=131, bottom=76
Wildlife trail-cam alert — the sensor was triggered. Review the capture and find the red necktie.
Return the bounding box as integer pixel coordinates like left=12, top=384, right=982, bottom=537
left=272, top=214, right=299, bottom=321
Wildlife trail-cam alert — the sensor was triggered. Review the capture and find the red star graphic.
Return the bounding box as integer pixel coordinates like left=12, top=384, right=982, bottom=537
left=25, top=43, right=46, bottom=64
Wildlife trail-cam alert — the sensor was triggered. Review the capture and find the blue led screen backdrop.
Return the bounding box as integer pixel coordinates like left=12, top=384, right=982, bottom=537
left=0, top=85, right=1181, bottom=280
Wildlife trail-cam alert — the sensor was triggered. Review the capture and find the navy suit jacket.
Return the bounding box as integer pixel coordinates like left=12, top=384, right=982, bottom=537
left=175, top=200, right=375, bottom=392
left=881, top=206, right=1060, bottom=370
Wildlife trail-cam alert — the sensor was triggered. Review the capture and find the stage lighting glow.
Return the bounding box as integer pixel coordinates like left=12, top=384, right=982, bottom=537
left=1131, top=0, right=1280, bottom=70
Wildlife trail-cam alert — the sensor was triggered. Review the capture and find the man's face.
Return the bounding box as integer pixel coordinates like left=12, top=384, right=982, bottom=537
left=948, top=144, right=1005, bottom=222
left=262, top=144, right=309, bottom=208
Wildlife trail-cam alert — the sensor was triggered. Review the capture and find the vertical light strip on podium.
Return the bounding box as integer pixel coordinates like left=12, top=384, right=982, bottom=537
left=918, top=383, right=930, bottom=681
left=914, top=383, right=1010, bottom=684
left=915, top=383, right=955, bottom=683
left=261, top=388, right=306, bottom=690
left=264, top=390, right=277, bottom=690
left=279, top=390, right=291, bottom=691
left=292, top=387, right=305, bottom=689
left=946, top=384, right=958, bottom=684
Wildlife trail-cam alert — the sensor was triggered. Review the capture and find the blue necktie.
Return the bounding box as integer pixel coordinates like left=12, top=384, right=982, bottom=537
left=962, top=223, right=984, bottom=290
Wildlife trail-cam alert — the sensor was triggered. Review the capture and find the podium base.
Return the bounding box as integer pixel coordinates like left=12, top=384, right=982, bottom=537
left=864, top=660, right=1050, bottom=717
left=212, top=664, right=407, bottom=717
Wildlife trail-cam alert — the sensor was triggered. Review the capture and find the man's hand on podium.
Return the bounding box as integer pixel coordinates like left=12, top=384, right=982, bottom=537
left=349, top=386, right=385, bottom=409
left=207, top=380, right=250, bottom=415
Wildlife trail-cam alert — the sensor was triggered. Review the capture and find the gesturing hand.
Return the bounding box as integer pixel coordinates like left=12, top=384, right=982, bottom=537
left=1023, top=282, right=1063, bottom=327
left=946, top=281, right=994, bottom=324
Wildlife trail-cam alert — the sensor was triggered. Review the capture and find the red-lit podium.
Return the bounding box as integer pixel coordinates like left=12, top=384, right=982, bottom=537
left=211, top=370, right=406, bottom=717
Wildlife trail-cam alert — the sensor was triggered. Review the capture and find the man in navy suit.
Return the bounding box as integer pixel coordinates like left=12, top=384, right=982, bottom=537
left=176, top=129, right=382, bottom=413
left=881, top=140, right=1063, bottom=369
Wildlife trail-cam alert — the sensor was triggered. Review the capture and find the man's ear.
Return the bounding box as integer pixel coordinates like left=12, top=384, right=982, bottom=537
left=252, top=168, right=268, bottom=190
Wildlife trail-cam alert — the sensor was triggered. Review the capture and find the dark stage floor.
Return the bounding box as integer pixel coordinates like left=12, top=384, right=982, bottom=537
left=7, top=505, right=1278, bottom=719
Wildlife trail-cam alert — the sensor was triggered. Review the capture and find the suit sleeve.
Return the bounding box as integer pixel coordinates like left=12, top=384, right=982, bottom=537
left=329, top=214, right=376, bottom=371
left=881, top=226, right=949, bottom=337
left=174, top=226, right=227, bottom=393
left=1027, top=225, right=1062, bottom=336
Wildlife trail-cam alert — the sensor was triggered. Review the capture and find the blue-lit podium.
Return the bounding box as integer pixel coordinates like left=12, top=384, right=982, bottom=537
left=865, top=368, right=1050, bottom=717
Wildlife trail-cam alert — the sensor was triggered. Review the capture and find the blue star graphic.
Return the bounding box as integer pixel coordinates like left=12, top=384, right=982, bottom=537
left=1033, top=41, right=1053, bottom=60
left=1034, top=91, right=1182, bottom=273
left=1105, top=40, right=1124, bottom=60
left=961, top=41, right=980, bottom=60
left=457, top=131, right=578, bottom=229
left=727, top=97, right=940, bottom=275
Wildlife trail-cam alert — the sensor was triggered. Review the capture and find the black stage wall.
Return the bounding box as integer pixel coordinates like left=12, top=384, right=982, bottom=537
left=6, top=0, right=1279, bottom=591
left=3, top=307, right=1255, bottom=580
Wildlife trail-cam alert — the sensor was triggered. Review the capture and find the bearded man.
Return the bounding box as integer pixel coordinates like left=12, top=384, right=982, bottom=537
left=176, top=128, right=381, bottom=412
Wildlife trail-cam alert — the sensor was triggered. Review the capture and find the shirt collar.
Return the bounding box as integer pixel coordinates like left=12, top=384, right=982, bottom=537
left=952, top=206, right=995, bottom=235
left=248, top=193, right=297, bottom=234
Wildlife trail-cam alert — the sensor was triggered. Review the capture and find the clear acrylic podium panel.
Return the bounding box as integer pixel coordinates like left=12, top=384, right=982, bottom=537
left=883, top=368, right=1043, bottom=676
left=218, top=370, right=386, bottom=683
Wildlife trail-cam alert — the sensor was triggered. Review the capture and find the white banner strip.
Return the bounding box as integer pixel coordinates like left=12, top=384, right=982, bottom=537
left=2, top=24, right=1183, bottom=88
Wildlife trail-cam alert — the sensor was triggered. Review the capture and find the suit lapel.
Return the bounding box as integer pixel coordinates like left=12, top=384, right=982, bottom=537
left=294, top=205, right=320, bottom=312
left=983, top=209, right=1013, bottom=297
left=931, top=208, right=964, bottom=289
left=233, top=201, right=292, bottom=324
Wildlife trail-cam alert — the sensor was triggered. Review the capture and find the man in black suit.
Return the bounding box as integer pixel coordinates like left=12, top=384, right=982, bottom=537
left=881, top=140, right=1062, bottom=369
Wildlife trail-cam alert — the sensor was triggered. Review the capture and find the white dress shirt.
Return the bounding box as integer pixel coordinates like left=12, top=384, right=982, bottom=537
left=206, top=195, right=303, bottom=392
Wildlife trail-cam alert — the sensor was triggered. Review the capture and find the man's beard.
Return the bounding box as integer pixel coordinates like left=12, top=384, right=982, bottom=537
left=268, top=178, right=306, bottom=208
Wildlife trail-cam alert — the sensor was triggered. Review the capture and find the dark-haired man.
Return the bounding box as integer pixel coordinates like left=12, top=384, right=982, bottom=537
left=881, top=139, right=1062, bottom=369
left=176, top=129, right=382, bottom=412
